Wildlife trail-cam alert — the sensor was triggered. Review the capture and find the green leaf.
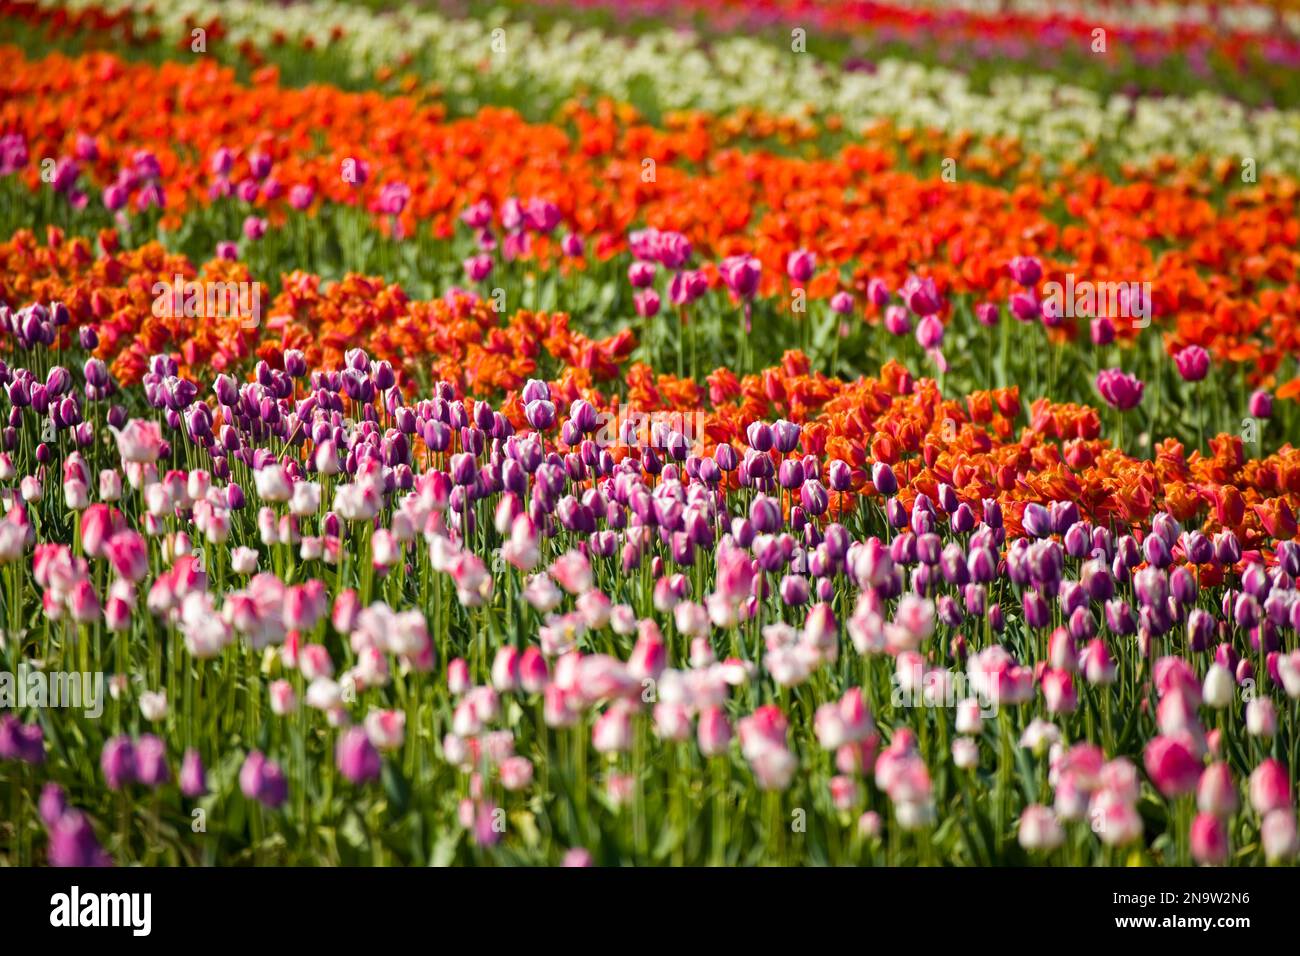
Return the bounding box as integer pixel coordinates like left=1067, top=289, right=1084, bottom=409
left=382, top=761, right=411, bottom=814
left=430, top=830, right=460, bottom=867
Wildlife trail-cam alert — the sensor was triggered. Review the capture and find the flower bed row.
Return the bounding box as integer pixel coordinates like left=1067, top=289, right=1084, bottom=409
left=8, top=0, right=1300, bottom=168
left=2, top=47, right=1298, bottom=414
left=1, top=252, right=1299, bottom=864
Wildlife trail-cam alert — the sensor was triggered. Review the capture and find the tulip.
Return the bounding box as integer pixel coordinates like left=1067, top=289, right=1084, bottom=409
left=491, top=647, right=521, bottom=692
left=1009, top=291, right=1040, bottom=321
left=900, top=275, right=942, bottom=316
left=915, top=314, right=944, bottom=349
left=697, top=706, right=732, bottom=757
left=268, top=679, right=297, bottom=716
left=48, top=811, right=112, bottom=867
left=1041, top=669, right=1077, bottom=713
left=100, top=736, right=136, bottom=790
left=1144, top=736, right=1201, bottom=798
left=1095, top=368, right=1144, bottom=411
left=1248, top=389, right=1272, bottom=418
left=112, top=418, right=164, bottom=463
left=1008, top=256, right=1042, bottom=287
left=634, top=289, right=660, bottom=318
left=1261, top=810, right=1298, bottom=863
left=786, top=249, right=815, bottom=283
left=139, top=690, right=168, bottom=722
left=1018, top=805, right=1064, bottom=852
left=239, top=751, right=288, bottom=808
left=883, top=305, right=911, bottom=335
left=135, top=735, right=169, bottom=788
left=1246, top=699, right=1276, bottom=738
left=1248, top=759, right=1292, bottom=815
left=592, top=705, right=633, bottom=754
left=0, top=716, right=43, bottom=764
left=336, top=727, right=382, bottom=784
left=719, top=255, right=761, bottom=300
left=1190, top=812, right=1228, bottom=865
left=500, top=756, right=534, bottom=791
left=1202, top=664, right=1234, bottom=709
left=951, top=738, right=979, bottom=770
left=1173, top=345, right=1210, bottom=382
left=1197, top=763, right=1238, bottom=817
left=1092, top=789, right=1144, bottom=846
left=33, top=786, right=71, bottom=839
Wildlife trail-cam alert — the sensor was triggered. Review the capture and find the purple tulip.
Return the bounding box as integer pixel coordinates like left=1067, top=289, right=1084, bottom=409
left=1095, top=368, right=1144, bottom=411
left=1105, top=599, right=1136, bottom=636
left=242, top=215, right=267, bottom=241
left=1173, top=345, right=1210, bottom=382
left=525, top=399, right=556, bottom=431
left=1187, top=608, right=1214, bottom=652
left=1022, top=503, right=1051, bottom=539
left=48, top=811, right=112, bottom=867
left=628, top=261, right=656, bottom=288
left=561, top=233, right=584, bottom=258
left=871, top=462, right=897, bottom=497
left=1009, top=291, right=1041, bottom=322
left=39, top=782, right=67, bottom=827
left=772, top=419, right=801, bottom=454
left=777, top=459, right=805, bottom=490
left=745, top=420, right=773, bottom=453
left=1022, top=589, right=1050, bottom=629
left=568, top=399, right=599, bottom=435
left=0, top=715, right=43, bottom=764
left=974, top=301, right=999, bottom=326
left=464, top=254, right=493, bottom=282
left=1007, top=256, right=1042, bottom=287
left=719, top=255, right=761, bottom=300
left=866, top=277, right=890, bottom=307
left=669, top=269, right=708, bottom=306
left=900, top=274, right=942, bottom=316
left=800, top=480, right=828, bottom=516
left=1214, top=530, right=1241, bottom=567
left=240, top=750, right=288, bottom=808
left=100, top=736, right=137, bottom=789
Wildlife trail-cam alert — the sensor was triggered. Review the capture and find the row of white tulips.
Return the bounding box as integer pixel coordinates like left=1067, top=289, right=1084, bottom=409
left=35, top=0, right=1300, bottom=175
left=877, top=0, right=1299, bottom=33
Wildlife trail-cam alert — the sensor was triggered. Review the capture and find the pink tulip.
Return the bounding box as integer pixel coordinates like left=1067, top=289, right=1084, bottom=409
left=1173, top=345, right=1210, bottom=382
left=697, top=706, right=732, bottom=758
left=786, top=249, right=816, bottom=283
left=719, top=255, right=761, bottom=300
left=1095, top=368, right=1144, bottom=411
left=1143, top=735, right=1201, bottom=798
left=1249, top=759, right=1292, bottom=815
left=111, top=419, right=164, bottom=463
left=1190, top=812, right=1228, bottom=865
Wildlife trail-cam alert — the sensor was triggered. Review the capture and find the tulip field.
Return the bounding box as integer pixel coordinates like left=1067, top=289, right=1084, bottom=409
left=1, top=0, right=1300, bottom=870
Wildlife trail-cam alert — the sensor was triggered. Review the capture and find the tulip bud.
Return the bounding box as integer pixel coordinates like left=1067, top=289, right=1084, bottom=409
left=1201, top=664, right=1234, bottom=709
left=1190, top=812, right=1228, bottom=865
left=1196, top=763, right=1239, bottom=818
